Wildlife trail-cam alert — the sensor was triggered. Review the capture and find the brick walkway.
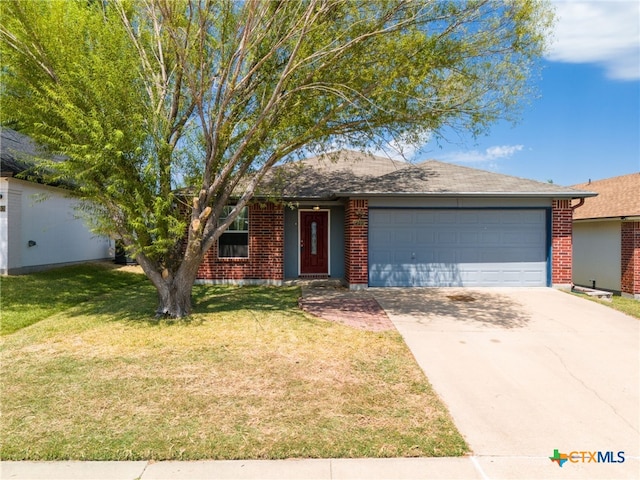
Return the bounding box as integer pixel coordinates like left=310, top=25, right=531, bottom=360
left=299, top=285, right=395, bottom=332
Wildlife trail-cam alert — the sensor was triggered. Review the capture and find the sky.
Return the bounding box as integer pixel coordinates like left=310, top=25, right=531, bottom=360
left=387, top=0, right=640, bottom=187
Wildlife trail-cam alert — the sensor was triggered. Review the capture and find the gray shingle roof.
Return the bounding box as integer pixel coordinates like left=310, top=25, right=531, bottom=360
left=1, top=127, right=66, bottom=182
left=262, top=150, right=596, bottom=199
left=0, top=128, right=43, bottom=176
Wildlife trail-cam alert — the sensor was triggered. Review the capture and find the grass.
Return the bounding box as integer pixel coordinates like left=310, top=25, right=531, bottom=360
left=571, top=292, right=640, bottom=319
left=0, top=264, right=467, bottom=460
left=1, top=263, right=148, bottom=335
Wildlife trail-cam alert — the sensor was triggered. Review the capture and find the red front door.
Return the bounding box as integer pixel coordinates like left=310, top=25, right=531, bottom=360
left=300, top=211, right=329, bottom=275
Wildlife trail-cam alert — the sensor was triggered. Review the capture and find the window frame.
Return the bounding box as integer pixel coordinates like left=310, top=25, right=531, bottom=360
left=217, top=205, right=249, bottom=259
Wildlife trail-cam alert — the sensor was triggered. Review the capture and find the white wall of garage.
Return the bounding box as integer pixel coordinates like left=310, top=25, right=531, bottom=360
left=572, top=220, right=621, bottom=292
left=1, top=177, right=113, bottom=274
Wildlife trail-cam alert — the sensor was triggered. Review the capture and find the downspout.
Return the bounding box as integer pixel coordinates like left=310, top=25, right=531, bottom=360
left=570, top=197, right=586, bottom=290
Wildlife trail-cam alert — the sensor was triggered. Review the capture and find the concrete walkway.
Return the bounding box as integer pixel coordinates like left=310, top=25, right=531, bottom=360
left=3, top=287, right=639, bottom=479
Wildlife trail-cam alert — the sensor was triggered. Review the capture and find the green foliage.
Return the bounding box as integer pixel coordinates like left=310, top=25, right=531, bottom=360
left=0, top=0, right=554, bottom=315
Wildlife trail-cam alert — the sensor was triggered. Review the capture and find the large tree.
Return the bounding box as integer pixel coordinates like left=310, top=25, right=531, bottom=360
left=1, top=0, right=553, bottom=317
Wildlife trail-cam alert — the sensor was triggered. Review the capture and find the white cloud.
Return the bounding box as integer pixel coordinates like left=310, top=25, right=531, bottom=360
left=485, top=145, right=524, bottom=158
left=440, top=144, right=524, bottom=163
left=547, top=0, right=640, bottom=80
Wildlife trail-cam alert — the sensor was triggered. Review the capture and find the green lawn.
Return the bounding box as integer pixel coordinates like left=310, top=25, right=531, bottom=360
left=607, top=295, right=640, bottom=319
left=0, top=264, right=467, bottom=460
left=1, top=263, right=148, bottom=335
left=571, top=292, right=640, bottom=319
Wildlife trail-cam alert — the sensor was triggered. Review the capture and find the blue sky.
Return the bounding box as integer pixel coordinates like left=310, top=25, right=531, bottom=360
left=389, top=0, right=640, bottom=187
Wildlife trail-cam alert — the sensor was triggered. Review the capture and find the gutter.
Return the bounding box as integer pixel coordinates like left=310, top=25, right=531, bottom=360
left=574, top=215, right=640, bottom=223
left=331, top=191, right=599, bottom=199
left=571, top=197, right=585, bottom=210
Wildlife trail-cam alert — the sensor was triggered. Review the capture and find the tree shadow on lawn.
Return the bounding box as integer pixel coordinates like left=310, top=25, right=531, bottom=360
left=2, top=264, right=146, bottom=311
left=191, top=285, right=301, bottom=314
left=1, top=264, right=151, bottom=335
left=67, top=283, right=304, bottom=326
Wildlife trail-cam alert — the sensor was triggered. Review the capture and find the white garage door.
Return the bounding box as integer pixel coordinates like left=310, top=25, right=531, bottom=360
left=369, top=209, right=548, bottom=287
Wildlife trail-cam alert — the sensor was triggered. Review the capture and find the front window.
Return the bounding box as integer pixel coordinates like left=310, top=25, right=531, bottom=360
left=218, top=206, right=249, bottom=258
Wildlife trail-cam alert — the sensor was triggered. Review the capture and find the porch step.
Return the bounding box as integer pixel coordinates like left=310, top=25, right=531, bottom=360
left=284, top=277, right=344, bottom=288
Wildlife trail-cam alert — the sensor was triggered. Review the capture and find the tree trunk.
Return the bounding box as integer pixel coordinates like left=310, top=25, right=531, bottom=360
left=136, top=253, right=201, bottom=318
left=155, top=275, right=195, bottom=318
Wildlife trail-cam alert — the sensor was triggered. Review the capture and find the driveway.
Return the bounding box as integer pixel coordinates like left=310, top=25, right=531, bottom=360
left=373, top=287, right=640, bottom=479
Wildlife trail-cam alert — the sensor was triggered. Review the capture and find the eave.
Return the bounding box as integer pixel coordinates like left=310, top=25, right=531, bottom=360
left=330, top=191, right=598, bottom=199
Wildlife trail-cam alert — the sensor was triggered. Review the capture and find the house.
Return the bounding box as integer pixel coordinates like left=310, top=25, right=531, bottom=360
left=196, top=151, right=596, bottom=290
left=572, top=173, right=640, bottom=299
left=0, top=128, right=113, bottom=274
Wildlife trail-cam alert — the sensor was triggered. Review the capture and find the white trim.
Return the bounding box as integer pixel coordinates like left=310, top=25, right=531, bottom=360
left=217, top=206, right=250, bottom=259
left=297, top=209, right=331, bottom=277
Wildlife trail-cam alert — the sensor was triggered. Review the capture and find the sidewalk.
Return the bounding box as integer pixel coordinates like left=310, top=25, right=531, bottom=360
left=4, top=455, right=638, bottom=479
left=0, top=457, right=498, bottom=480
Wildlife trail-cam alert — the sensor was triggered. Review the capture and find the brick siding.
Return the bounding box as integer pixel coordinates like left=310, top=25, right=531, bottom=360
left=196, top=202, right=284, bottom=283
left=621, top=221, right=640, bottom=297
left=552, top=199, right=573, bottom=286
left=345, top=199, right=368, bottom=288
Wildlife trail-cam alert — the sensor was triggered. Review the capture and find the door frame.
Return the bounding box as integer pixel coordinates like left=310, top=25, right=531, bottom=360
left=298, top=209, right=331, bottom=276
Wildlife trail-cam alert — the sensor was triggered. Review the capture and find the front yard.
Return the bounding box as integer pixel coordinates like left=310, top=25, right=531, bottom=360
left=0, top=264, right=467, bottom=460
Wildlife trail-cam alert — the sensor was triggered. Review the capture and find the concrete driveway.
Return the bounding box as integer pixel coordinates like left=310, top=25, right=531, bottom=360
left=373, top=287, right=640, bottom=479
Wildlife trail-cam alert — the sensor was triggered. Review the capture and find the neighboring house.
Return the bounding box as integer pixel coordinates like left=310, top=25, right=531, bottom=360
left=572, top=173, right=640, bottom=299
left=0, top=128, right=113, bottom=274
left=196, top=150, right=596, bottom=290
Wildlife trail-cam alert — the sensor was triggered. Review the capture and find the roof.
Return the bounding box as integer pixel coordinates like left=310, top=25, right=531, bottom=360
left=0, top=128, right=44, bottom=176
left=261, top=150, right=596, bottom=199
left=572, top=173, right=640, bottom=220
left=1, top=127, right=67, bottom=183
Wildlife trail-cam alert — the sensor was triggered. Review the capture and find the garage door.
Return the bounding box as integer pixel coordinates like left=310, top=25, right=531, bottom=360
left=369, top=209, right=547, bottom=287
